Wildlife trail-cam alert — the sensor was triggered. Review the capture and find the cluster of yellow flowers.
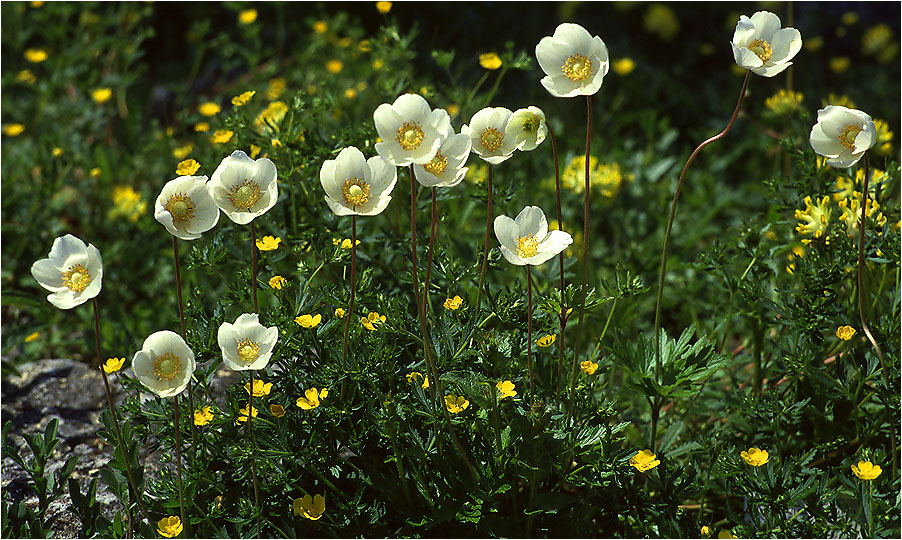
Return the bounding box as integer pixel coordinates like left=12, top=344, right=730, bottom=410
left=558, top=155, right=633, bottom=198
left=361, top=311, right=386, bottom=330
left=765, top=89, right=804, bottom=116
left=794, top=173, right=888, bottom=245
left=109, top=186, right=147, bottom=223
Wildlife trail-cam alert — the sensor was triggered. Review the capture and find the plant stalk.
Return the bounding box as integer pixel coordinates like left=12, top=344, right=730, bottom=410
left=476, top=163, right=494, bottom=308
left=173, top=394, right=188, bottom=537
left=526, top=266, right=534, bottom=406
left=545, top=123, right=567, bottom=397
left=424, top=187, right=438, bottom=312
left=250, top=222, right=259, bottom=313
left=172, top=238, right=197, bottom=445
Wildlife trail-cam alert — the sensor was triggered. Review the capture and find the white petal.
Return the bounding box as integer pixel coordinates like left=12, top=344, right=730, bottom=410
left=48, top=235, right=87, bottom=267
left=31, top=258, right=64, bottom=290
left=498, top=244, right=526, bottom=266
left=366, top=156, right=398, bottom=198
left=514, top=206, right=547, bottom=237
left=733, top=46, right=764, bottom=69
left=357, top=195, right=392, bottom=216
left=535, top=37, right=572, bottom=78
left=319, top=159, right=343, bottom=203
left=853, top=128, right=875, bottom=153
left=493, top=215, right=518, bottom=251
left=809, top=124, right=843, bottom=157
left=748, top=11, right=781, bottom=41
left=541, top=75, right=582, bottom=98
left=392, top=93, right=431, bottom=120
left=47, top=290, right=80, bottom=309
left=325, top=196, right=356, bottom=216
left=769, top=28, right=801, bottom=64
left=553, top=23, right=594, bottom=53
left=752, top=62, right=791, bottom=77
left=732, top=16, right=755, bottom=47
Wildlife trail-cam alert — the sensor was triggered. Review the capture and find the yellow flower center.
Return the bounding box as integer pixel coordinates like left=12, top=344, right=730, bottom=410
left=523, top=116, right=540, bottom=133
left=516, top=235, right=539, bottom=258
left=227, top=180, right=262, bottom=211
left=236, top=338, right=260, bottom=365
left=748, top=38, right=773, bottom=62
left=164, top=193, right=196, bottom=222
left=838, top=124, right=862, bottom=150
left=480, top=127, right=503, bottom=152
left=153, top=352, right=182, bottom=381
left=341, top=178, right=370, bottom=207
left=423, top=151, right=448, bottom=176
left=396, top=121, right=424, bottom=151
left=61, top=264, right=91, bottom=292
left=562, top=54, right=592, bottom=81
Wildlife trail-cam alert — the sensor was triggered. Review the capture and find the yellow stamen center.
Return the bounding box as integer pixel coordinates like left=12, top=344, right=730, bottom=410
left=838, top=124, right=862, bottom=150
left=236, top=338, right=260, bottom=366
left=480, top=127, right=503, bottom=152
left=61, top=264, right=91, bottom=293
left=423, top=151, right=448, bottom=176
left=748, top=38, right=773, bottom=62
left=562, top=54, right=592, bottom=81
left=517, top=235, right=539, bottom=258
left=164, top=192, right=196, bottom=223
left=227, top=179, right=262, bottom=211
left=341, top=178, right=370, bottom=207
left=153, top=352, right=182, bottom=381
left=396, top=121, right=424, bottom=151
left=523, top=116, right=540, bottom=133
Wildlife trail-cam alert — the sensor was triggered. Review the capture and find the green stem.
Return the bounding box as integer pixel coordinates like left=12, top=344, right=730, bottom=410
left=545, top=123, right=566, bottom=398
left=526, top=266, right=534, bottom=406
left=173, top=394, right=188, bottom=537
left=475, top=164, right=494, bottom=308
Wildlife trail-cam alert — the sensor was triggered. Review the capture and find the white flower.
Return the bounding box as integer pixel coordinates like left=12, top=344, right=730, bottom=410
left=132, top=330, right=196, bottom=398
left=506, top=106, right=547, bottom=152
left=217, top=313, right=278, bottom=371
left=731, top=11, right=801, bottom=77
left=373, top=93, right=451, bottom=166
left=154, top=175, right=220, bottom=240
left=412, top=121, right=471, bottom=188
left=809, top=106, right=877, bottom=168
left=320, top=146, right=397, bottom=216
left=208, top=150, right=278, bottom=225
left=493, top=206, right=573, bottom=266
left=535, top=23, right=609, bottom=98
left=462, top=107, right=517, bottom=164
left=31, top=234, right=103, bottom=309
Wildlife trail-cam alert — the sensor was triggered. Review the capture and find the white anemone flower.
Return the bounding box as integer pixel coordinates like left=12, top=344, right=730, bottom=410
left=412, top=121, right=471, bottom=188
left=535, top=23, right=609, bottom=98
left=31, top=234, right=103, bottom=310
left=373, top=93, right=451, bottom=166
left=809, top=106, right=877, bottom=168
left=132, top=330, right=196, bottom=398
left=154, top=175, right=220, bottom=240
left=494, top=206, right=573, bottom=266
left=506, top=106, right=547, bottom=152
left=462, top=107, right=517, bottom=164
left=208, top=150, right=278, bottom=225
left=731, top=11, right=801, bottom=77
left=320, top=146, right=397, bottom=216
left=217, top=313, right=279, bottom=371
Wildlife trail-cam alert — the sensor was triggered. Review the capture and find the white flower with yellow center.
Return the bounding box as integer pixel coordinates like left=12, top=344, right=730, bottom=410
left=208, top=150, right=278, bottom=224
left=154, top=175, right=220, bottom=240
left=373, top=93, right=450, bottom=166
left=809, top=106, right=877, bottom=168
left=535, top=23, right=609, bottom=98
left=217, top=313, right=278, bottom=371
left=413, top=121, right=471, bottom=188
left=506, top=106, right=547, bottom=152
left=31, top=234, right=103, bottom=310
left=132, top=330, right=195, bottom=398
left=462, top=107, right=517, bottom=164
left=493, top=206, right=573, bottom=266
left=320, top=146, right=397, bottom=216
left=731, top=11, right=801, bottom=77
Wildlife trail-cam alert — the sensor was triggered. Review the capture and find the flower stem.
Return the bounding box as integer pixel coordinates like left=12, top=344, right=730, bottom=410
left=172, top=394, right=188, bottom=537
left=545, top=123, right=567, bottom=398
left=341, top=215, right=357, bottom=372
left=250, top=222, right=259, bottom=313
left=92, top=299, right=150, bottom=524
left=172, top=238, right=197, bottom=448
left=247, top=372, right=261, bottom=537
left=653, top=70, right=751, bottom=389
left=857, top=155, right=886, bottom=365
left=475, top=163, right=494, bottom=308
left=424, top=187, right=438, bottom=313
left=526, top=266, right=534, bottom=406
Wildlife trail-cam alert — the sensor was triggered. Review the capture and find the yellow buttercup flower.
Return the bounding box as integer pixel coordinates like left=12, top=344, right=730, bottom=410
left=16, top=70, right=37, bottom=85
left=536, top=334, right=556, bottom=348
left=873, top=119, right=894, bottom=156
left=103, top=357, right=125, bottom=373
left=862, top=24, right=894, bottom=61
left=340, top=239, right=360, bottom=249
left=25, top=48, right=48, bottom=63
left=829, top=57, right=850, bottom=74
left=236, top=404, right=258, bottom=424
left=270, top=404, right=286, bottom=417
left=109, top=186, right=147, bottom=222
left=851, top=460, right=882, bottom=480
left=643, top=3, right=679, bottom=40
left=254, top=101, right=289, bottom=133
left=334, top=308, right=346, bottom=319
left=344, top=88, right=358, bottom=99
left=376, top=1, right=392, bottom=14
left=740, top=447, right=769, bottom=466
left=446, top=104, right=460, bottom=118
left=211, top=130, right=234, bottom=144
left=296, top=387, right=328, bottom=410
left=361, top=311, right=386, bottom=331
left=244, top=379, right=273, bottom=397
left=193, top=121, right=209, bottom=132
left=3, top=124, right=25, bottom=137
left=173, top=143, right=193, bottom=160
left=90, top=167, right=102, bottom=178
left=701, top=525, right=711, bottom=537
left=444, top=394, right=469, bottom=413
left=479, top=52, right=502, bottom=70
left=836, top=325, right=856, bottom=341
left=269, top=275, right=288, bottom=290
left=612, top=57, right=635, bottom=75
left=496, top=380, right=516, bottom=400
left=194, top=406, right=214, bottom=426
left=580, top=360, right=598, bottom=375
left=24, top=332, right=40, bottom=343
left=91, top=87, right=113, bottom=104
left=805, top=35, right=824, bottom=52
left=326, top=59, right=343, bottom=73
left=293, top=494, right=325, bottom=520
left=717, top=531, right=738, bottom=539
left=372, top=58, right=384, bottom=70
left=232, top=90, right=256, bottom=107
left=313, top=20, right=327, bottom=34
left=271, top=138, right=282, bottom=149
left=157, top=516, right=183, bottom=538
left=176, top=159, right=200, bottom=176
left=238, top=9, right=257, bottom=24
left=765, top=89, right=804, bottom=116
left=198, top=101, right=221, bottom=116
left=52, top=147, right=63, bottom=157
left=256, top=235, right=281, bottom=251
left=295, top=314, right=322, bottom=328
left=406, top=371, right=429, bottom=389
left=443, top=295, right=463, bottom=311
left=630, top=449, right=660, bottom=472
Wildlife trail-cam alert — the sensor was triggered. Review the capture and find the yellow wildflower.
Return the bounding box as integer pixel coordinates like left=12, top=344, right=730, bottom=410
left=822, top=93, right=856, bottom=109
left=231, top=90, right=256, bottom=107
left=254, top=101, right=289, bottom=133
left=765, top=89, right=804, bottom=116
left=340, top=239, right=360, bottom=249
left=794, top=196, right=831, bottom=243
left=2, top=124, right=25, bottom=137
left=630, top=449, right=660, bottom=472
left=266, top=77, right=287, bottom=100
left=740, top=447, right=769, bottom=466
left=176, top=159, right=200, bottom=176
left=194, top=406, right=214, bottom=426
left=172, top=143, right=193, bottom=160
left=376, top=1, right=392, bottom=14
left=786, top=244, right=805, bottom=274
left=313, top=20, right=327, bottom=34
left=236, top=404, right=258, bottom=424
left=334, top=308, right=346, bottom=319
left=361, top=311, right=386, bottom=331
left=256, top=235, right=281, bottom=251
left=447, top=104, right=459, bottom=118
left=16, top=70, right=36, bottom=85
left=110, top=186, right=147, bottom=222
left=90, top=168, right=102, bottom=177
left=643, top=3, right=679, bottom=40
left=269, top=275, right=288, bottom=290
left=560, top=155, right=633, bottom=198
left=829, top=57, right=850, bottom=74
left=24, top=48, right=48, bottom=63
left=24, top=332, right=40, bottom=343
left=296, top=387, right=328, bottom=410
left=862, top=24, right=894, bottom=61
left=836, top=325, right=856, bottom=341
left=250, top=144, right=262, bottom=158
left=496, top=380, right=516, bottom=400
left=851, top=460, right=882, bottom=480
left=873, top=119, right=893, bottom=156
left=198, top=101, right=221, bottom=116
left=157, top=516, right=183, bottom=538
left=52, top=147, right=63, bottom=157
left=479, top=52, right=502, bottom=70
left=344, top=88, right=357, bottom=99
left=326, top=59, right=343, bottom=73
left=612, top=58, right=635, bottom=75
left=30, top=1, right=44, bottom=7
left=238, top=9, right=257, bottom=24
left=406, top=371, right=429, bottom=389
left=102, top=357, right=125, bottom=373
left=91, top=87, right=113, bottom=104
left=444, top=394, right=469, bottom=413
left=245, top=379, right=273, bottom=397
left=372, top=58, right=384, bottom=70
left=270, top=404, right=286, bottom=418
left=443, top=295, right=463, bottom=311
left=337, top=36, right=352, bottom=48
left=580, top=360, right=598, bottom=375
left=701, top=526, right=711, bottom=537
left=536, top=334, right=556, bottom=348
left=211, top=130, right=234, bottom=144
left=838, top=192, right=886, bottom=237
left=271, top=138, right=282, bottom=149
left=717, top=531, right=738, bottom=539
left=841, top=12, right=859, bottom=25
left=805, top=35, right=824, bottom=52
left=293, top=494, right=325, bottom=520
left=295, top=314, right=322, bottom=328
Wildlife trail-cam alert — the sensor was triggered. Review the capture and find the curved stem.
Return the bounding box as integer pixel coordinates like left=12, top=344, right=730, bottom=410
left=857, top=154, right=885, bottom=364
left=546, top=123, right=566, bottom=397
left=250, top=222, right=259, bottom=313
left=476, top=164, right=494, bottom=308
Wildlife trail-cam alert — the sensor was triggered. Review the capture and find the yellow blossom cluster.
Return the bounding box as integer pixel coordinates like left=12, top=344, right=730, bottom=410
left=361, top=311, right=386, bottom=330
left=255, top=101, right=289, bottom=134
left=332, top=237, right=361, bottom=249
left=109, top=186, right=147, bottom=223
left=559, top=155, right=633, bottom=198
left=536, top=334, right=556, bottom=347
left=764, top=89, right=804, bottom=116
left=194, top=406, right=214, bottom=426
left=177, top=159, right=201, bottom=176
left=794, top=195, right=831, bottom=244
left=406, top=371, right=429, bottom=389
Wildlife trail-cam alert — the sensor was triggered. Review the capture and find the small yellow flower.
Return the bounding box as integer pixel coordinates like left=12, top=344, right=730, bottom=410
left=24, top=331, right=40, bottom=343
left=293, top=494, right=325, bottom=520
left=198, top=101, right=221, bottom=116
left=496, top=380, right=516, bottom=400
left=211, top=130, right=234, bottom=144
left=765, top=89, right=804, bottom=116
left=479, top=52, right=502, bottom=70
left=90, top=168, right=102, bottom=177
left=271, top=138, right=282, bottom=149
left=446, top=104, right=460, bottom=118
left=740, top=447, right=769, bottom=466
left=91, top=87, right=113, bottom=104
left=873, top=119, right=894, bottom=156
left=836, top=325, right=856, bottom=341
left=701, top=526, right=711, bottom=537
left=372, top=58, right=384, bottom=70
left=794, top=196, right=831, bottom=243
left=269, top=275, right=288, bottom=290
left=238, top=9, right=257, bottom=24
left=256, top=235, right=281, bottom=251
left=103, top=357, right=125, bottom=373
left=3, top=124, right=25, bottom=137
left=270, top=404, right=286, bottom=418
left=805, top=35, right=824, bottom=52
left=717, top=531, right=738, bottom=539
left=361, top=311, right=386, bottom=331
left=444, top=394, right=469, bottom=413
left=176, top=159, right=200, bottom=176
left=443, top=295, right=463, bottom=311
left=24, top=48, right=48, bottom=63
left=30, top=1, right=44, bottom=7
left=296, top=387, right=328, bottom=410
left=250, top=144, right=262, bottom=158
left=334, top=308, right=346, bottom=319
left=52, top=147, right=63, bottom=157
left=295, top=314, right=322, bottom=328
left=536, top=334, right=556, bottom=348
left=630, top=449, right=660, bottom=472
left=851, top=460, right=882, bottom=480
left=313, top=20, right=327, bottom=34
left=231, top=90, right=256, bottom=107
left=109, top=186, right=147, bottom=222
left=194, top=121, right=210, bottom=132
left=643, top=3, right=679, bottom=40
left=406, top=371, right=429, bottom=389
left=841, top=11, right=859, bottom=26
left=340, top=239, right=360, bottom=249
left=862, top=24, right=893, bottom=56
left=580, top=360, right=598, bottom=375
left=359, top=40, right=372, bottom=53
left=16, top=70, right=36, bottom=85
left=254, top=101, right=289, bottom=133
left=326, top=59, right=343, bottom=73
left=344, top=88, right=358, bottom=99
left=376, top=1, right=392, bottom=14
left=236, top=404, right=258, bottom=424
left=172, top=143, right=193, bottom=160
left=157, top=516, right=183, bottom=538
left=244, top=379, right=273, bottom=397
left=194, top=406, right=214, bottom=426
left=612, top=58, right=635, bottom=75
left=829, top=56, right=851, bottom=74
